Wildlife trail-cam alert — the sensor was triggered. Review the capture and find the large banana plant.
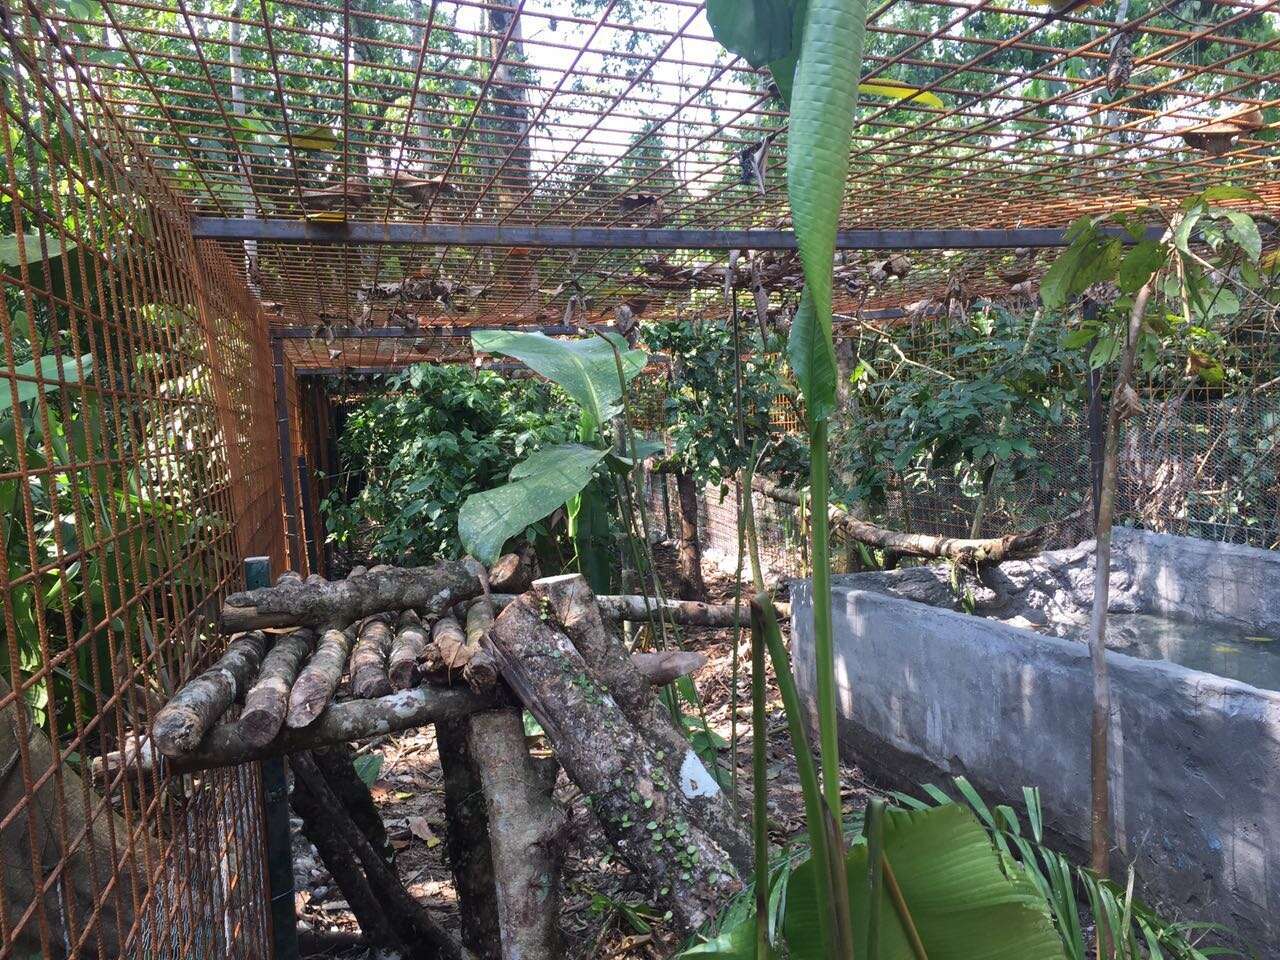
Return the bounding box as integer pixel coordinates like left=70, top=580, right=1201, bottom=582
left=457, top=330, right=649, bottom=590
left=702, top=2, right=1066, bottom=959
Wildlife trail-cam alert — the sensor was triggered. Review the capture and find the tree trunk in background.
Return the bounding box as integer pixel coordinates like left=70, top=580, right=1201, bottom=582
left=674, top=470, right=708, bottom=600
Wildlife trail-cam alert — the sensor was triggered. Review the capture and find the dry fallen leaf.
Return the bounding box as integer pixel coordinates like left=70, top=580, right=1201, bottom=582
left=407, top=815, right=442, bottom=848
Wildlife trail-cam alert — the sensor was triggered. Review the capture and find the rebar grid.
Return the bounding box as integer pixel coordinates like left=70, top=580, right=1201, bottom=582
left=9, top=0, right=1273, bottom=360
left=1, top=3, right=283, bottom=956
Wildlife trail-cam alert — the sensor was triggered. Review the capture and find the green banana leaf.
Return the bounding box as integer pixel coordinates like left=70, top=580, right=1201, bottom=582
left=782, top=803, right=1066, bottom=960
left=458, top=443, right=608, bottom=565
left=785, top=0, right=867, bottom=426
left=471, top=330, right=646, bottom=427
left=0, top=354, right=95, bottom=413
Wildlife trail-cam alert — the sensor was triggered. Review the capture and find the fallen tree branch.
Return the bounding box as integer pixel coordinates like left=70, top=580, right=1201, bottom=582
left=152, top=631, right=267, bottom=757
left=470, top=708, right=566, bottom=960
left=220, top=562, right=481, bottom=631
left=490, top=592, right=743, bottom=933
left=752, top=474, right=1049, bottom=564
left=490, top=592, right=789, bottom=626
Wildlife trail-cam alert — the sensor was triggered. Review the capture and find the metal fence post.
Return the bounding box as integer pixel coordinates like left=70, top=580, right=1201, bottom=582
left=246, top=556, right=300, bottom=960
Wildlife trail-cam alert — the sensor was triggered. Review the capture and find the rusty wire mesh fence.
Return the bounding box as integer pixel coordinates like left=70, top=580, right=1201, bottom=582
left=1, top=6, right=285, bottom=957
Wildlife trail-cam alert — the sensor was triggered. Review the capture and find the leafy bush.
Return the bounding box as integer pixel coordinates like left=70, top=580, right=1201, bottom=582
left=322, top=363, right=576, bottom=564
left=642, top=319, right=808, bottom=486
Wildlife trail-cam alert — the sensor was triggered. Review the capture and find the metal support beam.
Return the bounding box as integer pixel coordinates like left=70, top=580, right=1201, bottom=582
left=271, top=340, right=303, bottom=567
left=193, top=217, right=1162, bottom=250
left=246, top=556, right=300, bottom=960
left=269, top=324, right=578, bottom=339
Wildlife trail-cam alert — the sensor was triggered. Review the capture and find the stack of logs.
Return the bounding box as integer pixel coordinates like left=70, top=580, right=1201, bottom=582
left=143, top=555, right=766, bottom=959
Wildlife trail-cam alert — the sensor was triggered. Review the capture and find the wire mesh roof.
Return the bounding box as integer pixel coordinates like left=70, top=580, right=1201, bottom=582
left=15, top=0, right=1280, bottom=356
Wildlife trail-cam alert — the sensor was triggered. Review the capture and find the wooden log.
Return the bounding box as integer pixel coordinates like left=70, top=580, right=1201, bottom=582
left=488, top=552, right=532, bottom=593
left=630, top=650, right=707, bottom=686
left=287, top=625, right=355, bottom=729
left=490, top=594, right=743, bottom=934
left=533, top=575, right=751, bottom=874
left=220, top=561, right=481, bottom=631
left=752, top=474, right=1049, bottom=564
left=350, top=616, right=394, bottom=700
left=489, top=592, right=789, bottom=625
left=470, top=708, right=566, bottom=960
left=152, top=631, right=268, bottom=757
left=313, top=744, right=394, bottom=865
left=239, top=628, right=315, bottom=748
left=438, top=718, right=502, bottom=960
left=168, top=685, right=501, bottom=774
left=388, top=609, right=430, bottom=690
left=424, top=609, right=497, bottom=693
left=291, top=755, right=406, bottom=957
left=292, top=751, right=467, bottom=960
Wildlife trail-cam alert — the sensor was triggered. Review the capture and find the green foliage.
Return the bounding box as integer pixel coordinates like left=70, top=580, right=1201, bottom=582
left=642, top=319, right=806, bottom=486
left=472, top=330, right=646, bottom=432
left=838, top=304, right=1086, bottom=509
left=896, top=778, right=1240, bottom=960
left=458, top=443, right=609, bottom=565
left=684, top=802, right=1066, bottom=959
left=322, top=364, right=575, bottom=564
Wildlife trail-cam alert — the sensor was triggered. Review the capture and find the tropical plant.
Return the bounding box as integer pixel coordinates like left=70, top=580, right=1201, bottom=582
left=457, top=330, right=648, bottom=592
left=321, top=363, right=576, bottom=565
left=895, top=778, right=1240, bottom=960
left=1041, top=185, right=1265, bottom=879
left=642, top=318, right=807, bottom=598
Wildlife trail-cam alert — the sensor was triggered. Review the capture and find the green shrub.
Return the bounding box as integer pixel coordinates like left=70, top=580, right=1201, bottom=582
left=322, top=364, right=576, bottom=564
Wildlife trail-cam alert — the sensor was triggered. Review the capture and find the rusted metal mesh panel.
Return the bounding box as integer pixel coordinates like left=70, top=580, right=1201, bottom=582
left=1, top=7, right=282, bottom=958
left=12, top=0, right=1274, bottom=360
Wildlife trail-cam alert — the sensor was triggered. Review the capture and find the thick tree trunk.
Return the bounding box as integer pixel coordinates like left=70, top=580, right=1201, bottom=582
left=490, top=589, right=743, bottom=933
left=674, top=470, right=708, bottom=600
left=438, top=718, right=502, bottom=960
left=220, top=562, right=481, bottom=631
left=240, top=628, right=314, bottom=748
left=471, top=708, right=565, bottom=960
left=288, top=626, right=356, bottom=729
left=152, top=630, right=267, bottom=756
left=752, top=474, right=1052, bottom=565
left=532, top=575, right=752, bottom=873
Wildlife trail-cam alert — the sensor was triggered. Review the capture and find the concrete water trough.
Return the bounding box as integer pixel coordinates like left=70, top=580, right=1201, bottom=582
left=792, top=528, right=1280, bottom=953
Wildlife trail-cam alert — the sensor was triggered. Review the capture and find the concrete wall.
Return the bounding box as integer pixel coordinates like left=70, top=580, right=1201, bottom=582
left=792, top=530, right=1280, bottom=954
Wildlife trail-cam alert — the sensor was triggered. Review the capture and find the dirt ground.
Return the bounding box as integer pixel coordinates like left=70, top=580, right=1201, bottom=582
left=294, top=545, right=881, bottom=958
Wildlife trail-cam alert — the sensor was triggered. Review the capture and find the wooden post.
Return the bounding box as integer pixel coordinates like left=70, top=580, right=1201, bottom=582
left=247, top=556, right=300, bottom=960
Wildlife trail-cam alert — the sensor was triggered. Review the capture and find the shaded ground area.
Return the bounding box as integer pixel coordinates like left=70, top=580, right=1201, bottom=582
left=294, top=545, right=880, bottom=957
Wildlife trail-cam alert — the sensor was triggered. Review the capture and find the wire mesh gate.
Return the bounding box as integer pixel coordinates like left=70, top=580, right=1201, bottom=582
left=1, top=6, right=286, bottom=957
